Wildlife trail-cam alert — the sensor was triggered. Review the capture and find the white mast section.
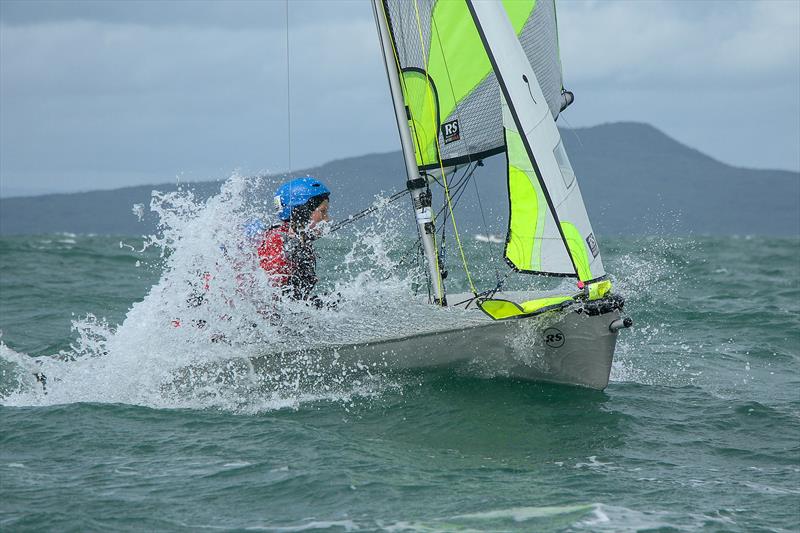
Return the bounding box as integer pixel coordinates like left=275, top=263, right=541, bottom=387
left=372, top=0, right=447, bottom=305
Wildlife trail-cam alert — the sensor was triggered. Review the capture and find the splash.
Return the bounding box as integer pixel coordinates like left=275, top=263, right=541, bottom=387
left=607, top=236, right=700, bottom=387
left=0, top=173, right=438, bottom=411
left=1, top=174, right=701, bottom=406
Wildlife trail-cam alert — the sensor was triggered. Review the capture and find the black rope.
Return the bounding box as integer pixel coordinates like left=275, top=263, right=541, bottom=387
left=449, top=269, right=513, bottom=308
left=425, top=162, right=482, bottom=292
left=428, top=160, right=513, bottom=303
left=435, top=162, right=478, bottom=227
left=435, top=162, right=478, bottom=261
left=326, top=162, right=494, bottom=298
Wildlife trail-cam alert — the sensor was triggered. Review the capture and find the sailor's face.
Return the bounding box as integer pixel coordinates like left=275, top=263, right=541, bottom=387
left=308, top=199, right=330, bottom=234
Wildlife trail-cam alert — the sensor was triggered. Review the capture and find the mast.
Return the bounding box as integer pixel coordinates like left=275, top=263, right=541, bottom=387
left=372, top=0, right=446, bottom=305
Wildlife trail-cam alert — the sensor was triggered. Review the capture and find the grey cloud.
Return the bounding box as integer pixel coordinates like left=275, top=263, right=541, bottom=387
left=553, top=0, right=799, bottom=171
left=0, top=14, right=393, bottom=191
left=558, top=0, right=799, bottom=89
left=1, top=0, right=798, bottom=198
left=0, top=0, right=373, bottom=30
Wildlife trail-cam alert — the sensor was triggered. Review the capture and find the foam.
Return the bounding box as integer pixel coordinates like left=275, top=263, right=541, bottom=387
left=0, top=174, right=478, bottom=412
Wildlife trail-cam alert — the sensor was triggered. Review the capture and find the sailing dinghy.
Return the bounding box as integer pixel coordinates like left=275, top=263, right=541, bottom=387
left=350, top=0, right=631, bottom=389
left=244, top=0, right=632, bottom=391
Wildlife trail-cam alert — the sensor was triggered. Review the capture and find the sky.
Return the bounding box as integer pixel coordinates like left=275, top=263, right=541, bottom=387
left=0, top=0, right=798, bottom=197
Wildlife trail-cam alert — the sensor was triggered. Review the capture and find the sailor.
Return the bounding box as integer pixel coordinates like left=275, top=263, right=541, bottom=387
left=258, top=176, right=331, bottom=304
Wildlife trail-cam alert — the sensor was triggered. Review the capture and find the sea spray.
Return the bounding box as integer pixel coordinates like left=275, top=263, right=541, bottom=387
left=606, top=236, right=696, bottom=386
left=0, top=174, right=437, bottom=411
left=0, top=175, right=717, bottom=409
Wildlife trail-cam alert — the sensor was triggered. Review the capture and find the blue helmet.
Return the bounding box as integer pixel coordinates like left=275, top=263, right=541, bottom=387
left=274, top=176, right=330, bottom=221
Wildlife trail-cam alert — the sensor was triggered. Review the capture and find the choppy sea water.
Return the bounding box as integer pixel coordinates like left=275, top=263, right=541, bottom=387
left=1, top=183, right=798, bottom=531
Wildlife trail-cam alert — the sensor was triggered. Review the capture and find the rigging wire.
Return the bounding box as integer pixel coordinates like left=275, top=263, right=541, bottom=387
left=434, top=162, right=484, bottom=284
left=284, top=0, right=292, bottom=172
left=471, top=168, right=502, bottom=286
left=377, top=2, right=503, bottom=300
left=552, top=1, right=584, bottom=153
left=328, top=189, right=410, bottom=233
left=558, top=112, right=585, bottom=150
left=420, top=162, right=478, bottom=282
left=373, top=166, right=500, bottom=301
left=428, top=10, right=503, bottom=289
left=412, top=0, right=477, bottom=296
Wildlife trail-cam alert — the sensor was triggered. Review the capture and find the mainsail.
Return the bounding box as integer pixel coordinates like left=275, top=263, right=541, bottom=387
left=374, top=0, right=610, bottom=315
left=381, top=0, right=568, bottom=169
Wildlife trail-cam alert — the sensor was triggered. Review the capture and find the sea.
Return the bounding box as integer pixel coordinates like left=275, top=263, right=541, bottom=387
left=1, top=179, right=798, bottom=532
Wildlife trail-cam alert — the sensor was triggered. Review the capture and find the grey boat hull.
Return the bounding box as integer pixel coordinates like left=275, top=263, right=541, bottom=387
left=245, top=292, right=623, bottom=390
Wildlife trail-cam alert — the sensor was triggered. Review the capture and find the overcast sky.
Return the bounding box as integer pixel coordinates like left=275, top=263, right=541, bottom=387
left=1, top=0, right=798, bottom=197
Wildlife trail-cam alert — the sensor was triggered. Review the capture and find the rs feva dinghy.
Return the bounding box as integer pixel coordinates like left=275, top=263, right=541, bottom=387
left=363, top=0, right=632, bottom=389
left=226, top=0, right=631, bottom=391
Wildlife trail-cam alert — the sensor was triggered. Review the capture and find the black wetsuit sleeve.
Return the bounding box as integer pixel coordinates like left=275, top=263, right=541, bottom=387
left=283, top=237, right=318, bottom=300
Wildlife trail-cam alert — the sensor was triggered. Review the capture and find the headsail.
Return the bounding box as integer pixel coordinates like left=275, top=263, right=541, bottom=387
left=502, top=99, right=605, bottom=281
left=466, top=1, right=605, bottom=282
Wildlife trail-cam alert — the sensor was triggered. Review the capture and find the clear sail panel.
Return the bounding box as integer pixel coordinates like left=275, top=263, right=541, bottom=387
left=381, top=0, right=565, bottom=170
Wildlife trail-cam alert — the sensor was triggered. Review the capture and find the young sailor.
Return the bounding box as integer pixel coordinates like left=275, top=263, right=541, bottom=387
left=258, top=176, right=330, bottom=304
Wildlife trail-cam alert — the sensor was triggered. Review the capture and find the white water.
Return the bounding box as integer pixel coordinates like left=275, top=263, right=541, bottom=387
left=0, top=173, right=683, bottom=411
left=0, top=174, right=490, bottom=411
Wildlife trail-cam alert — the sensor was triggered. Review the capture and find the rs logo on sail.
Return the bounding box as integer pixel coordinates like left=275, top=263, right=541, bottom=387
left=586, top=233, right=599, bottom=258
left=441, top=119, right=460, bottom=144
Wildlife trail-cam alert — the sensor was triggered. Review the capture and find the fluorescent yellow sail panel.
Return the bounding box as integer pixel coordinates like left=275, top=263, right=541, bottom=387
left=506, top=165, right=538, bottom=270
left=478, top=295, right=573, bottom=320
left=560, top=221, right=592, bottom=281
left=587, top=280, right=612, bottom=300
left=504, top=128, right=545, bottom=271
left=501, top=0, right=537, bottom=31
left=401, top=70, right=439, bottom=167
left=428, top=0, right=535, bottom=125
left=397, top=0, right=536, bottom=168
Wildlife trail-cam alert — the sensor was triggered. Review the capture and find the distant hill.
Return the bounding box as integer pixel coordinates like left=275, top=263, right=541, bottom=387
left=1, top=122, right=797, bottom=236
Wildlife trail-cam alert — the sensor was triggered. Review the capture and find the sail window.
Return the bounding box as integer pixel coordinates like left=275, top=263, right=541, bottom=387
left=553, top=140, right=575, bottom=188
left=381, top=0, right=561, bottom=170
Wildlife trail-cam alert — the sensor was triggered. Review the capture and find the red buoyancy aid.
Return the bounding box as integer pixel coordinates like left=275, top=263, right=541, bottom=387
left=257, top=222, right=318, bottom=300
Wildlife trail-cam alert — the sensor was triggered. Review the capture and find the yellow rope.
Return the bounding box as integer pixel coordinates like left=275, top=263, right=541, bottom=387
left=412, top=0, right=478, bottom=295
left=378, top=1, right=445, bottom=302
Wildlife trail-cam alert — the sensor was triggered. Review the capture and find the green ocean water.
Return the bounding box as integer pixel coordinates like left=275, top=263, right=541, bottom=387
left=1, top=233, right=799, bottom=532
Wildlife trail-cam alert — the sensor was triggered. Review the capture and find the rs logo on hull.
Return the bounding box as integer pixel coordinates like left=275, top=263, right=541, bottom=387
left=543, top=327, right=565, bottom=348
